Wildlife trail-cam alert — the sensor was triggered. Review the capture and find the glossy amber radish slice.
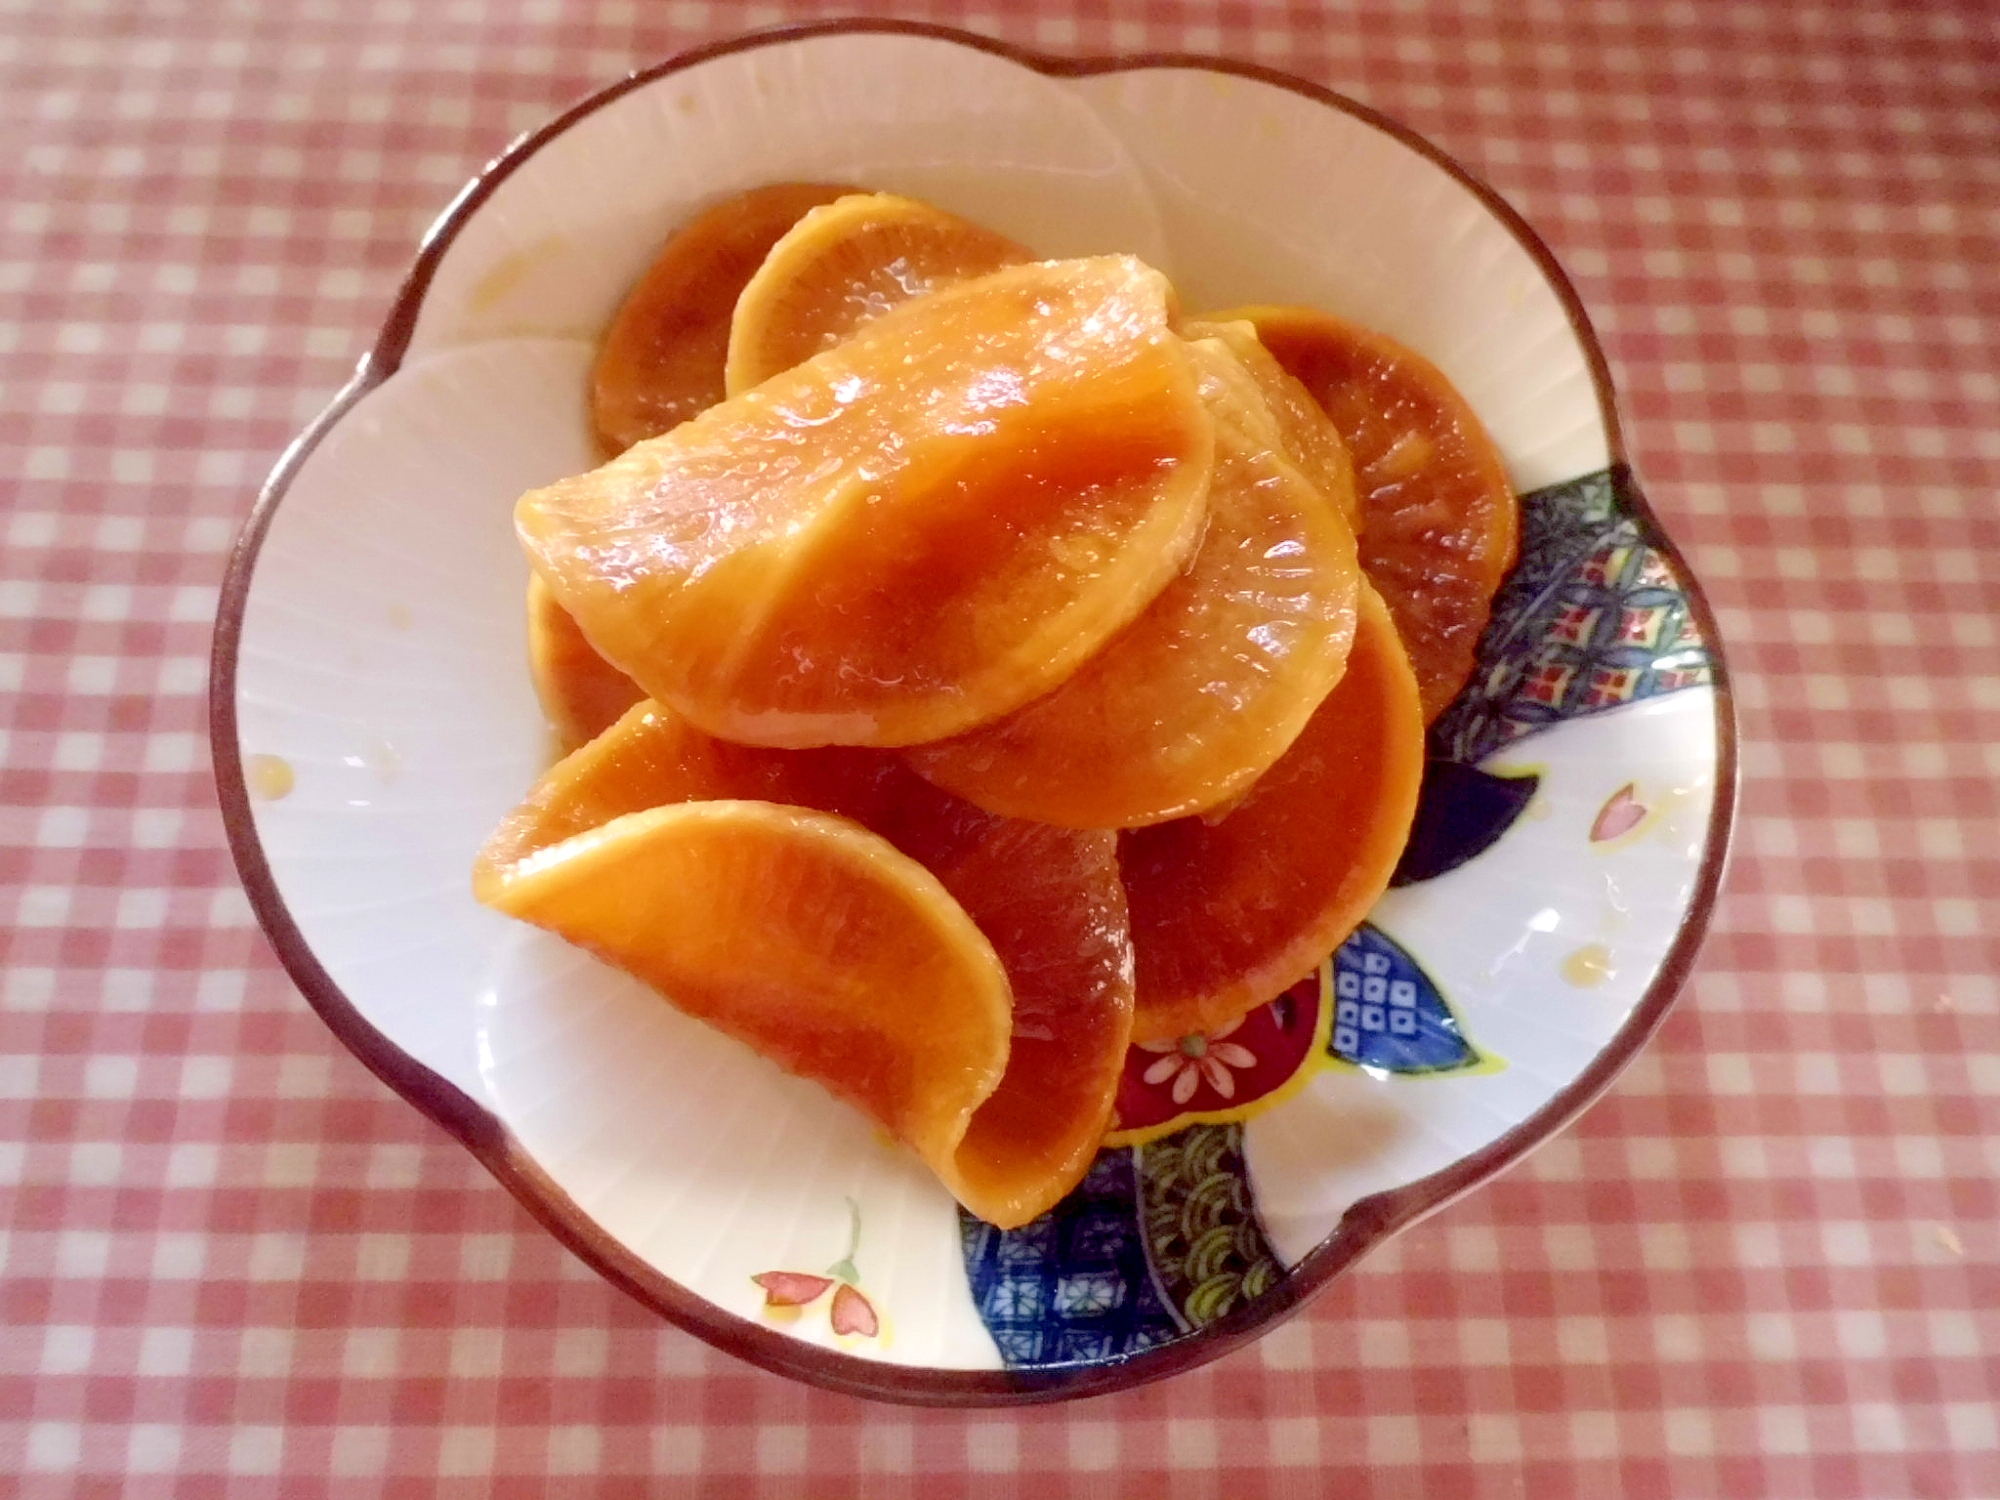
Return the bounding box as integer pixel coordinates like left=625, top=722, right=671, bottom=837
left=479, top=800, right=1018, bottom=1204
left=1182, top=318, right=1361, bottom=532
left=725, top=192, right=1029, bottom=395
left=1213, top=304, right=1518, bottom=721
left=911, top=803, right=1132, bottom=1226
left=909, top=339, right=1360, bottom=829
left=590, top=182, right=856, bottom=457
left=521, top=257, right=1216, bottom=749
left=1120, top=585, right=1425, bottom=1044
left=525, top=573, right=642, bottom=753
left=478, top=702, right=1134, bottom=1229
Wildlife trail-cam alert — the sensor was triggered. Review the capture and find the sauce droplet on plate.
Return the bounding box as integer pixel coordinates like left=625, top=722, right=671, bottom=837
left=1560, top=942, right=1615, bottom=988
left=247, top=753, right=294, bottom=801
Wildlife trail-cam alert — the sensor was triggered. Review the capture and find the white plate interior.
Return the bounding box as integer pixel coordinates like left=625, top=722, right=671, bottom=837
left=404, top=32, right=1168, bottom=362
left=1073, top=68, right=1610, bottom=493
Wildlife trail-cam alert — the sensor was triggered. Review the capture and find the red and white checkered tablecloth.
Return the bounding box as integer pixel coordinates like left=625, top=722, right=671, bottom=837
left=3, top=0, right=1996, bottom=1493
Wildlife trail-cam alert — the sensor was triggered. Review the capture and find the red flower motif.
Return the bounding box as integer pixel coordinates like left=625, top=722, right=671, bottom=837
left=1111, top=978, right=1324, bottom=1140
left=752, top=1271, right=833, bottom=1307
left=1523, top=661, right=1574, bottom=705
left=752, top=1199, right=879, bottom=1338
left=830, top=1282, right=879, bottom=1337
left=1583, top=666, right=1639, bottom=707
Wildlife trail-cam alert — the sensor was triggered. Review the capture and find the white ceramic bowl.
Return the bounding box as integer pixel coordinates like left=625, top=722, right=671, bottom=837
left=212, top=21, right=1736, bottom=1402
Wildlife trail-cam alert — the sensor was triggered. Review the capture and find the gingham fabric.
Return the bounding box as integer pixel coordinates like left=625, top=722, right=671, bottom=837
left=3, top=1, right=1996, bottom=1495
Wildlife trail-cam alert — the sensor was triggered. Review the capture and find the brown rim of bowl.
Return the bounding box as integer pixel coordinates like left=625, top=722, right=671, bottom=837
left=208, top=18, right=1739, bottom=1406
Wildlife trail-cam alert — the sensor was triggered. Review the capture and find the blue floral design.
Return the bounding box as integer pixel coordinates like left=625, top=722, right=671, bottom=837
left=959, top=1151, right=1180, bottom=1366
left=956, top=468, right=1706, bottom=1366
left=1431, top=466, right=1712, bottom=766
left=1329, top=923, right=1481, bottom=1075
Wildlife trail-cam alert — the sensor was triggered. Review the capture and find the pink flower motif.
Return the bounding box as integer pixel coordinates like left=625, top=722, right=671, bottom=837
left=830, top=1282, right=879, bottom=1337
left=1137, top=1018, right=1259, bottom=1104
left=751, top=1199, right=880, bottom=1339
left=1591, top=782, right=1647, bottom=842
left=751, top=1271, right=833, bottom=1307
left=751, top=1272, right=880, bottom=1337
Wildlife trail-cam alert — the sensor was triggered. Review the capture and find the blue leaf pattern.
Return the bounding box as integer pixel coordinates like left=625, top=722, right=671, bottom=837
left=1329, top=924, right=1481, bottom=1074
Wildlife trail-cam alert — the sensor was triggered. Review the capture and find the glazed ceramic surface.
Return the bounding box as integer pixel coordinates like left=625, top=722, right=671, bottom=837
left=213, top=22, right=1734, bottom=1402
